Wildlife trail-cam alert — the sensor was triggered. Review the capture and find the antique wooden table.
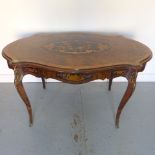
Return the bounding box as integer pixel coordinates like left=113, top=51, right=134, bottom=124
left=2, top=32, right=152, bottom=128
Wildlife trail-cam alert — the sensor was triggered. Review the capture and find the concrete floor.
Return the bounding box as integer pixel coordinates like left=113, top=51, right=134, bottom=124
left=0, top=82, right=155, bottom=155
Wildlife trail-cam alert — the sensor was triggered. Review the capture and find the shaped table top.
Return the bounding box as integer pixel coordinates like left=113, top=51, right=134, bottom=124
left=2, top=32, right=152, bottom=71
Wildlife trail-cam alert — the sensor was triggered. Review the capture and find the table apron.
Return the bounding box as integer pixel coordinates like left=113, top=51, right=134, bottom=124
left=20, top=67, right=130, bottom=84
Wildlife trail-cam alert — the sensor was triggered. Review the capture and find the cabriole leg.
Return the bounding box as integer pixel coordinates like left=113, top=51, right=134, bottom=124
left=115, top=69, right=137, bottom=128
left=41, top=77, right=46, bottom=89
left=108, top=77, right=113, bottom=91
left=108, top=72, right=113, bottom=91
left=14, top=67, right=33, bottom=126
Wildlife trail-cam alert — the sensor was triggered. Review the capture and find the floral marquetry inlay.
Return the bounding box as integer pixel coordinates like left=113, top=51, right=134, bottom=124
left=44, top=38, right=110, bottom=54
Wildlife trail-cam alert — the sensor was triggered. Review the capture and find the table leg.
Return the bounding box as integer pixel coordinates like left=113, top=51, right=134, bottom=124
left=108, top=77, right=113, bottom=91
left=108, top=72, right=113, bottom=91
left=115, top=69, right=137, bottom=128
left=41, top=77, right=46, bottom=89
left=14, top=67, right=33, bottom=126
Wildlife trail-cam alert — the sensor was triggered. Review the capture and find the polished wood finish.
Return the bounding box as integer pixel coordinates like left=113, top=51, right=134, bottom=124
left=2, top=32, right=152, bottom=128
left=14, top=67, right=33, bottom=126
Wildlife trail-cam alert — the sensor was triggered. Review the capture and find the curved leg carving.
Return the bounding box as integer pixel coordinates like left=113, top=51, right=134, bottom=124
left=115, top=69, right=137, bottom=128
left=14, top=67, right=33, bottom=126
left=41, top=77, right=46, bottom=89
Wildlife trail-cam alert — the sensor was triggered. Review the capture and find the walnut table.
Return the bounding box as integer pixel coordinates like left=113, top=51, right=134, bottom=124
left=2, top=32, right=152, bottom=128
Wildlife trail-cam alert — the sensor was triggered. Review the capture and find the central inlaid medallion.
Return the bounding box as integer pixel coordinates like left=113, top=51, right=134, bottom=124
left=44, top=38, right=110, bottom=54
